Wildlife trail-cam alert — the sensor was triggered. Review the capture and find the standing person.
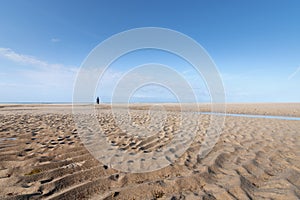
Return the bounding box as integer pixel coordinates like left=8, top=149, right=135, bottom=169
left=96, top=97, right=100, bottom=104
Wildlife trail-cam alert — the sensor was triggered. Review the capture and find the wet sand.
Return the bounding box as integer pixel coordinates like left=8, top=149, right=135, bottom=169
left=0, top=104, right=299, bottom=200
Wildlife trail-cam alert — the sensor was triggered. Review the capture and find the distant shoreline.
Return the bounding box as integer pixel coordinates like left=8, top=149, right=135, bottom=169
left=0, top=102, right=299, bottom=105
left=0, top=103, right=300, bottom=118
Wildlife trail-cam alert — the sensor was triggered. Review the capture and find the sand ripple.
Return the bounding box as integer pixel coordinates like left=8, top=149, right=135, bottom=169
left=0, top=104, right=299, bottom=199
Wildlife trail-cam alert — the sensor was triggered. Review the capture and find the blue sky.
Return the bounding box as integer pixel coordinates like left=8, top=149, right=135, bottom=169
left=0, top=0, right=299, bottom=102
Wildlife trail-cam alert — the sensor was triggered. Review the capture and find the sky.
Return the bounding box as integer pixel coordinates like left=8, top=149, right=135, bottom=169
left=0, top=0, right=299, bottom=103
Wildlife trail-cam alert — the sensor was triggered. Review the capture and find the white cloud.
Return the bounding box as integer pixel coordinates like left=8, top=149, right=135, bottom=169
left=0, top=47, right=78, bottom=73
left=51, top=38, right=60, bottom=43
left=0, top=48, right=212, bottom=102
left=0, top=47, right=79, bottom=101
left=288, top=66, right=300, bottom=80
left=0, top=47, right=69, bottom=70
left=0, top=82, right=44, bottom=88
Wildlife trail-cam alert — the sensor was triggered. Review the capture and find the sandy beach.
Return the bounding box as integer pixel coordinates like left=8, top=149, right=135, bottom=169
left=0, top=104, right=299, bottom=200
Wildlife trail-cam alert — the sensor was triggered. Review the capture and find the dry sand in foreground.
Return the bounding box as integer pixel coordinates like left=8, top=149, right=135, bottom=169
left=0, top=104, right=299, bottom=200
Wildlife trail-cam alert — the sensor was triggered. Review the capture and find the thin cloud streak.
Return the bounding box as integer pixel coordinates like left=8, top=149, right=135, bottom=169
left=0, top=47, right=80, bottom=102
left=0, top=47, right=76, bottom=71
left=288, top=66, right=300, bottom=80
left=51, top=38, right=60, bottom=43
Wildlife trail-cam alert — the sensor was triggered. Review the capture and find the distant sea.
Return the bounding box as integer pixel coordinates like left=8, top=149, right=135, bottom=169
left=0, top=102, right=73, bottom=104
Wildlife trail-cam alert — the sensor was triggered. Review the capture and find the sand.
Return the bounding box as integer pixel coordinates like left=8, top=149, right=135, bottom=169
left=0, top=103, right=299, bottom=200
